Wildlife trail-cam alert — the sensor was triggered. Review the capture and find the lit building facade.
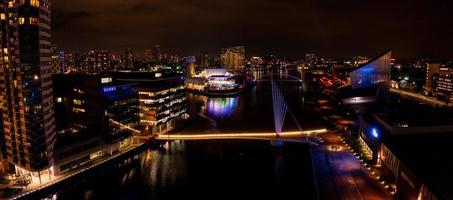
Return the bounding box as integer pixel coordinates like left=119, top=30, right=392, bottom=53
left=0, top=0, right=56, bottom=182
left=304, top=54, right=318, bottom=67
left=200, top=51, right=209, bottom=68
left=424, top=63, right=440, bottom=96
left=350, top=50, right=391, bottom=89
left=114, top=72, right=188, bottom=135
left=250, top=56, right=264, bottom=69
left=84, top=50, right=112, bottom=74
left=221, top=46, right=245, bottom=72
left=125, top=48, right=134, bottom=69
left=434, top=67, right=453, bottom=105
left=185, top=56, right=196, bottom=77
left=342, top=50, right=391, bottom=105
left=207, top=76, right=239, bottom=91
left=51, top=47, right=65, bottom=74
left=185, top=68, right=242, bottom=92
left=52, top=73, right=139, bottom=174
left=357, top=111, right=453, bottom=200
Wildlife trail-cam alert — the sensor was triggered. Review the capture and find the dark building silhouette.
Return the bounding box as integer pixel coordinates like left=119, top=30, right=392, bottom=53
left=0, top=0, right=56, bottom=182
left=52, top=73, right=139, bottom=174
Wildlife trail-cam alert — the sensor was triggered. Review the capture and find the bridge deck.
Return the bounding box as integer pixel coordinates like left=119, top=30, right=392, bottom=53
left=155, top=129, right=327, bottom=141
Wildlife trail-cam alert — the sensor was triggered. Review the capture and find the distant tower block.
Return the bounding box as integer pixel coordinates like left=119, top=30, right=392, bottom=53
left=185, top=56, right=196, bottom=77
left=221, top=46, right=245, bottom=72
left=200, top=51, right=209, bottom=68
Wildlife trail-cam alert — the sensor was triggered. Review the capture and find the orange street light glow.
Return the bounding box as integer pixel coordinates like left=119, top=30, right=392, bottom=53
left=155, top=129, right=328, bottom=140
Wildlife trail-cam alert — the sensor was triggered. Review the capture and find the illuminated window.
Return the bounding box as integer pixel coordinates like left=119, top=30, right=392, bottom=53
left=56, top=97, right=62, bottom=103
left=90, top=150, right=103, bottom=160
left=101, top=77, right=112, bottom=83
left=30, top=0, right=39, bottom=7
left=3, top=48, right=8, bottom=54
left=0, top=13, right=5, bottom=20
left=8, top=1, right=13, bottom=8
left=18, top=17, right=25, bottom=25
left=73, top=88, right=84, bottom=93
left=73, top=107, right=85, bottom=113
left=73, top=99, right=82, bottom=105
left=30, top=17, right=38, bottom=25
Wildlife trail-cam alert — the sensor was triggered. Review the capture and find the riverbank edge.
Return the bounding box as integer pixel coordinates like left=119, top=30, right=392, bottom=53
left=186, top=84, right=254, bottom=97
left=10, top=142, right=149, bottom=200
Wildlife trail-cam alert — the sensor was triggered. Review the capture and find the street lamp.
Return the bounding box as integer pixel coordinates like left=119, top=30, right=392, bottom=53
left=372, top=128, right=379, bottom=139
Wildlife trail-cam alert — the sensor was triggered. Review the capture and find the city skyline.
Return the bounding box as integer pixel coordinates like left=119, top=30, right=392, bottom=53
left=1, top=0, right=453, bottom=199
left=53, top=0, right=453, bottom=59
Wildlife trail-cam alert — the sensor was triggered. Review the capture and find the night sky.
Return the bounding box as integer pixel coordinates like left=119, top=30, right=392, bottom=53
left=52, top=0, right=453, bottom=59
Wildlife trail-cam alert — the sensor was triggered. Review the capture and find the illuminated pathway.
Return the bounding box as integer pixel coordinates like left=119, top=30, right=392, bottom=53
left=110, top=118, right=328, bottom=143
left=390, top=88, right=446, bottom=107
left=313, top=132, right=393, bottom=200
left=155, top=129, right=327, bottom=141
left=110, top=119, right=141, bottom=134
left=11, top=141, right=146, bottom=200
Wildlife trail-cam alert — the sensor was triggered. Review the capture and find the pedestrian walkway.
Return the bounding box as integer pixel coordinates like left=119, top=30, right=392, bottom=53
left=312, top=133, right=392, bottom=200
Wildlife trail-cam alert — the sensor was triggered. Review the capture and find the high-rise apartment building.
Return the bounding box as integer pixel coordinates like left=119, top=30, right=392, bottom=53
left=50, top=47, right=69, bottom=74
left=153, top=45, right=161, bottom=63
left=84, top=50, right=111, bottom=74
left=185, top=56, right=196, bottom=77
left=221, top=46, right=245, bottom=72
left=144, top=48, right=152, bottom=63
left=0, top=0, right=56, bottom=182
left=124, top=48, right=134, bottom=69
left=51, top=47, right=62, bottom=74
left=435, top=67, right=453, bottom=105
left=424, top=63, right=440, bottom=95
left=200, top=51, right=209, bottom=68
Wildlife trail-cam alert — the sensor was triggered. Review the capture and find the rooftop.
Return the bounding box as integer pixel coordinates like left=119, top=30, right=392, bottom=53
left=384, top=133, right=453, bottom=200
left=376, top=94, right=453, bottom=127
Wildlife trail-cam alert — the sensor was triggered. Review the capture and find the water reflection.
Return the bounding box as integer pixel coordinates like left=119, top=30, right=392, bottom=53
left=206, top=97, right=238, bottom=118
left=36, top=69, right=322, bottom=200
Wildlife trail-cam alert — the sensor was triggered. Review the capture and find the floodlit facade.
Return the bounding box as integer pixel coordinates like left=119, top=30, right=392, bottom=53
left=114, top=72, right=188, bottom=135
left=207, top=76, right=238, bottom=91
left=138, top=84, right=187, bottom=135
left=341, top=50, right=392, bottom=105
left=0, top=0, right=56, bottom=182
left=350, top=50, right=391, bottom=89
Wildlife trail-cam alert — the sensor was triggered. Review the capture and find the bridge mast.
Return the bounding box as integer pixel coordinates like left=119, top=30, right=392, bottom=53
left=271, top=78, right=288, bottom=137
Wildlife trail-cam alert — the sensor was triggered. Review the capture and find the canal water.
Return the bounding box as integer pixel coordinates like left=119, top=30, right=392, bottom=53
left=42, top=71, right=326, bottom=200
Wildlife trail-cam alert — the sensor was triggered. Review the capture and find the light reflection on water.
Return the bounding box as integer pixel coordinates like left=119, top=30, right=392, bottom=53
left=38, top=70, right=322, bottom=200
left=206, top=97, right=238, bottom=118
